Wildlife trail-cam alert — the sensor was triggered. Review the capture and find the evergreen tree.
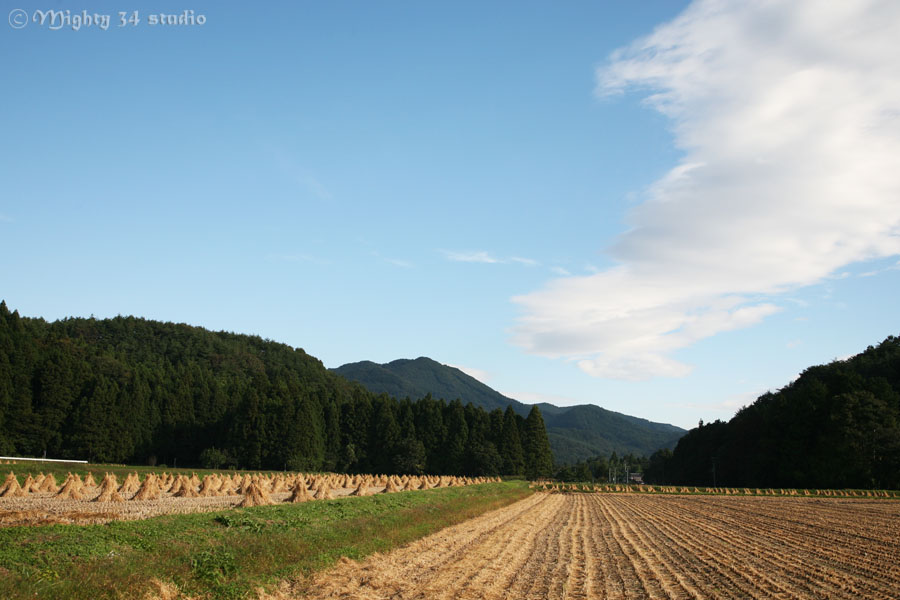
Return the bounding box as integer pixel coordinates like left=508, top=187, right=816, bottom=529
left=522, top=406, right=553, bottom=479
left=443, top=399, right=469, bottom=475
left=370, top=394, right=401, bottom=473
left=500, top=405, right=525, bottom=476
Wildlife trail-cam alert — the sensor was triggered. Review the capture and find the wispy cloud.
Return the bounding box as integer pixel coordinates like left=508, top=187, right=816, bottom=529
left=513, top=0, right=900, bottom=380
left=442, top=250, right=539, bottom=266
left=676, top=391, right=759, bottom=416
left=0, top=214, right=13, bottom=223
left=268, top=146, right=332, bottom=201
left=859, top=260, right=900, bottom=278
left=267, top=253, right=331, bottom=266
left=384, top=258, right=413, bottom=268
left=367, top=249, right=413, bottom=268
left=293, top=171, right=331, bottom=201
left=443, top=250, right=501, bottom=264
left=504, top=390, right=583, bottom=407
left=446, top=363, right=491, bottom=383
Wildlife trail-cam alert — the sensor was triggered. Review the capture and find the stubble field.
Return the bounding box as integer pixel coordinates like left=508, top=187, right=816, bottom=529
left=299, top=491, right=900, bottom=600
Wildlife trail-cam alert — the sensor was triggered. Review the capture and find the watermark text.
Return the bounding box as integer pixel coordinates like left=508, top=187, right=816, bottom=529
left=8, top=9, right=207, bottom=31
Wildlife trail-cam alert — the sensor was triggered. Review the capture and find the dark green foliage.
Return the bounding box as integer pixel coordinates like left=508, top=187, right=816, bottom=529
left=199, top=447, right=231, bottom=469
left=333, top=357, right=517, bottom=412
left=0, top=302, right=550, bottom=476
left=499, top=405, right=525, bottom=476
left=522, top=406, right=554, bottom=479
left=335, top=356, right=685, bottom=463
left=649, top=335, right=900, bottom=489
left=442, top=399, right=469, bottom=475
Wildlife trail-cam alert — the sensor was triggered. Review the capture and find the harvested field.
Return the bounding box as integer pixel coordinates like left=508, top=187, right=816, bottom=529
left=299, top=492, right=900, bottom=599
left=0, top=471, right=493, bottom=526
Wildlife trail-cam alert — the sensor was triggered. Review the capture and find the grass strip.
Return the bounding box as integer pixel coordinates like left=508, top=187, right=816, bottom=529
left=0, top=480, right=533, bottom=600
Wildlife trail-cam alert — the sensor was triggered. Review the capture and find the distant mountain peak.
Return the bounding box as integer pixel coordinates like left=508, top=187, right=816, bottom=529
left=333, top=356, right=685, bottom=464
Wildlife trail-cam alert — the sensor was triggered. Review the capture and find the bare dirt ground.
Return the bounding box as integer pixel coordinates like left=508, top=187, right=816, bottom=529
left=295, top=492, right=900, bottom=600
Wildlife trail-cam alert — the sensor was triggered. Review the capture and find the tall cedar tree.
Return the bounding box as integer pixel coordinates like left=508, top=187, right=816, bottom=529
left=500, top=405, right=525, bottom=476
left=523, top=405, right=554, bottom=479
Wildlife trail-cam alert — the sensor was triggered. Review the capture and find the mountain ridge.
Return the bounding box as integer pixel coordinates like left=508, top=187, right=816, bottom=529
left=332, top=356, right=686, bottom=464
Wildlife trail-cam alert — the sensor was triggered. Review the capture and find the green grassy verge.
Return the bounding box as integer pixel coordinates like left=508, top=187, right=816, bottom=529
left=0, top=480, right=533, bottom=600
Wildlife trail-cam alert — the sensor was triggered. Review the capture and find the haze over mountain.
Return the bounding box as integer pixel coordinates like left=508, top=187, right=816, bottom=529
left=333, top=357, right=685, bottom=463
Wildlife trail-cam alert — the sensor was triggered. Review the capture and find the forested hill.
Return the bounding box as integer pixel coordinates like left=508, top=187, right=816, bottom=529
left=333, top=358, right=527, bottom=414
left=0, top=302, right=554, bottom=478
left=646, top=335, right=900, bottom=490
left=334, top=358, right=686, bottom=464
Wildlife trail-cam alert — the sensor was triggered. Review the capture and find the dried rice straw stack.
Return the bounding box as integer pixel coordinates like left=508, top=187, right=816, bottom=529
left=314, top=484, right=334, bottom=500
left=287, top=480, right=312, bottom=503
left=0, top=474, right=27, bottom=498
left=198, top=475, right=221, bottom=497
left=0, top=471, right=15, bottom=495
left=119, top=473, right=140, bottom=495
left=167, top=476, right=184, bottom=495
left=174, top=475, right=199, bottom=498
left=56, top=475, right=85, bottom=500
left=38, top=472, right=59, bottom=493
left=94, top=474, right=124, bottom=502
left=218, top=478, right=236, bottom=496
left=29, top=473, right=45, bottom=493
left=239, top=481, right=273, bottom=507
left=271, top=476, right=287, bottom=494
left=133, top=474, right=162, bottom=501
left=349, top=480, right=368, bottom=497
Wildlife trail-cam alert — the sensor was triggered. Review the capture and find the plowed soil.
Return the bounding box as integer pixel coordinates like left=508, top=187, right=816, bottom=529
left=298, top=492, right=900, bottom=599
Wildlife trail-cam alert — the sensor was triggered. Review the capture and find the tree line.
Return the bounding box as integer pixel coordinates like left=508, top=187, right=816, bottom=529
left=554, top=452, right=650, bottom=483
left=0, top=302, right=554, bottom=478
left=644, top=335, right=900, bottom=490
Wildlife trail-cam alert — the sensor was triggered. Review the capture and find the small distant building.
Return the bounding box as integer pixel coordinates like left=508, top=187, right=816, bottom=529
left=629, top=473, right=644, bottom=484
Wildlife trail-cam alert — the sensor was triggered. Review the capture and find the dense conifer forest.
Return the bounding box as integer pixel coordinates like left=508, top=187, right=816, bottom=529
left=0, top=302, right=554, bottom=477
left=645, top=335, right=900, bottom=489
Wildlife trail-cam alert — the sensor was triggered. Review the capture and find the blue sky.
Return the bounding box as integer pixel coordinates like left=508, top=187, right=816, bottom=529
left=3, top=1, right=899, bottom=430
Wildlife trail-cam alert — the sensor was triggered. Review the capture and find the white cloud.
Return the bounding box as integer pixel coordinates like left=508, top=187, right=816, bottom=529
left=267, top=253, right=330, bottom=265
left=369, top=250, right=413, bottom=268
left=268, top=146, right=332, bottom=201
left=446, top=363, right=491, bottom=383
left=550, top=266, right=572, bottom=276
left=442, top=250, right=538, bottom=266
left=384, top=258, right=413, bottom=268
left=443, top=250, right=501, bottom=264
left=504, top=390, right=583, bottom=407
left=513, top=0, right=900, bottom=380
left=677, top=390, right=760, bottom=416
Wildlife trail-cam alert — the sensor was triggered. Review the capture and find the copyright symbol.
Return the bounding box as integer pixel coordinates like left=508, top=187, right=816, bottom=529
left=9, top=8, right=28, bottom=29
